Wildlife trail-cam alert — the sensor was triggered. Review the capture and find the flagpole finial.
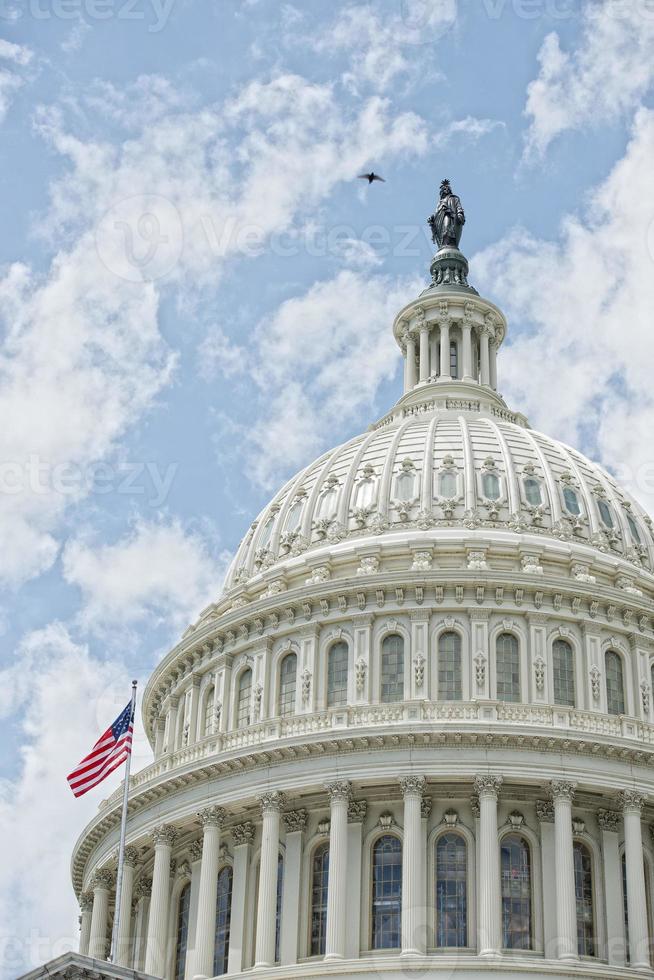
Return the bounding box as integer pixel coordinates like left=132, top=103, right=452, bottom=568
left=132, top=679, right=138, bottom=687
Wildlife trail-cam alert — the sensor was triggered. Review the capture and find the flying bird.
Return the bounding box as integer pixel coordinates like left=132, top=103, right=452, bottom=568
left=358, top=172, right=386, bottom=184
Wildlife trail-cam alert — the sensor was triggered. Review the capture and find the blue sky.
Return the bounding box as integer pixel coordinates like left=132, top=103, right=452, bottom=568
left=1, top=0, right=654, bottom=974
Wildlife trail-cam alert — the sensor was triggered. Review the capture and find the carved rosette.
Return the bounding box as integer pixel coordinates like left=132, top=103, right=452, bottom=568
left=259, top=791, right=287, bottom=815
left=283, top=809, right=308, bottom=833
left=325, top=780, right=351, bottom=804
left=232, top=821, right=256, bottom=846
left=470, top=796, right=480, bottom=818
left=90, top=868, right=114, bottom=891
left=550, top=780, right=576, bottom=803
left=347, top=800, right=368, bottom=823
left=399, top=774, right=426, bottom=799
left=535, top=800, right=555, bottom=824
left=198, top=806, right=226, bottom=829
left=421, top=797, right=433, bottom=819
left=151, top=824, right=179, bottom=849
left=597, top=809, right=620, bottom=833
left=619, top=790, right=646, bottom=813
left=474, top=774, right=503, bottom=798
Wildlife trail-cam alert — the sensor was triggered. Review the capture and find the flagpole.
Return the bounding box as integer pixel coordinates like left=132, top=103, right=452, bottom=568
left=109, top=679, right=138, bottom=964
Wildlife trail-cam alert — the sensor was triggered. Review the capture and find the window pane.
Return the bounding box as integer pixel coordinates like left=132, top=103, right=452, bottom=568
left=627, top=512, right=642, bottom=544
left=496, top=633, right=520, bottom=703
left=275, top=855, right=284, bottom=963
left=501, top=835, right=532, bottom=950
left=574, top=843, right=595, bottom=957
left=237, top=669, right=252, bottom=729
left=285, top=498, right=303, bottom=532
left=436, top=833, right=467, bottom=948
left=174, top=883, right=191, bottom=980
left=597, top=497, right=614, bottom=529
left=606, top=651, right=625, bottom=715
left=381, top=635, right=404, bottom=703
left=204, top=686, right=215, bottom=736
left=279, top=654, right=297, bottom=717
left=553, top=640, right=575, bottom=707
left=438, top=632, right=462, bottom=701
left=482, top=472, right=500, bottom=501
left=213, top=867, right=233, bottom=976
left=371, top=836, right=402, bottom=950
left=355, top=478, right=375, bottom=509
left=317, top=487, right=338, bottom=520
left=439, top=471, right=457, bottom=499
left=327, top=642, right=348, bottom=707
left=310, top=844, right=329, bottom=955
left=524, top=478, right=542, bottom=507
left=563, top=487, right=581, bottom=516
left=450, top=341, right=458, bottom=379
left=259, top=515, right=275, bottom=549
left=395, top=470, right=416, bottom=502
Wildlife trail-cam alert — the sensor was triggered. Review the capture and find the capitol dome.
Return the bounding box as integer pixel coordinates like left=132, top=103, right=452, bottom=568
left=54, top=186, right=654, bottom=980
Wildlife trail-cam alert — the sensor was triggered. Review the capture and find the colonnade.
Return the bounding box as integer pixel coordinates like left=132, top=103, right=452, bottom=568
left=79, top=778, right=651, bottom=976
left=401, top=321, right=498, bottom=392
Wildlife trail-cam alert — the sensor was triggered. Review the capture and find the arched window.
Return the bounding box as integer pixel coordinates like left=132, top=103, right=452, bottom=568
left=371, top=835, right=402, bottom=950
left=310, top=843, right=329, bottom=956
left=626, top=511, right=642, bottom=545
left=259, top=514, right=275, bottom=549
left=317, top=485, right=338, bottom=520
left=501, top=834, right=532, bottom=950
left=327, top=642, right=348, bottom=707
left=524, top=477, right=542, bottom=507
left=285, top=497, right=304, bottom=532
left=213, top=866, right=233, bottom=976
left=438, top=632, right=462, bottom=701
left=435, top=832, right=467, bottom=948
left=204, top=685, right=215, bottom=737
left=605, top=650, right=625, bottom=715
left=275, top=854, right=284, bottom=963
left=381, top=634, right=404, bottom=703
left=563, top=486, right=581, bottom=516
left=395, top=468, right=416, bottom=502
left=439, top=471, right=457, bottom=499
left=553, top=639, right=575, bottom=707
left=450, top=340, right=458, bottom=379
left=574, top=842, right=595, bottom=957
left=482, top=472, right=500, bottom=501
left=236, top=669, right=252, bottom=729
left=174, top=882, right=191, bottom=980
left=496, top=633, right=520, bottom=703
left=279, top=654, right=297, bottom=717
left=597, top=497, right=614, bottom=529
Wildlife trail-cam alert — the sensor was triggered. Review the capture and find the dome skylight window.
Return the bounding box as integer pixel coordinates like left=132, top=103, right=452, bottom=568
left=523, top=477, right=542, bottom=508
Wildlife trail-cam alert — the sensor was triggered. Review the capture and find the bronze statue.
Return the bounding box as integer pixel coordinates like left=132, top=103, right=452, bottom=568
left=428, top=178, right=465, bottom=249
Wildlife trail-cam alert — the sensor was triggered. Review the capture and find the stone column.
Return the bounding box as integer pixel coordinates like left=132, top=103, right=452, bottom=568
left=193, top=806, right=226, bottom=979
left=188, top=675, right=201, bottom=745
left=419, top=325, right=430, bottom=383
left=325, top=781, right=351, bottom=960
left=489, top=341, right=498, bottom=390
left=228, top=823, right=255, bottom=974
left=88, top=869, right=113, bottom=960
left=399, top=775, right=425, bottom=956
left=462, top=322, right=473, bottom=380
left=474, top=774, right=502, bottom=957
left=166, top=697, right=179, bottom=756
left=550, top=781, right=578, bottom=961
left=132, top=877, right=152, bottom=973
left=78, top=892, right=93, bottom=957
left=430, top=332, right=439, bottom=377
left=598, top=809, right=625, bottom=965
left=154, top=718, right=166, bottom=759
left=480, top=328, right=490, bottom=386
left=536, top=801, right=556, bottom=958
left=255, top=791, right=286, bottom=968
left=115, top=846, right=139, bottom=967
left=345, top=801, right=366, bottom=959
left=280, top=810, right=307, bottom=965
left=439, top=321, right=451, bottom=380
left=144, top=824, right=178, bottom=977
left=620, top=791, right=650, bottom=970
left=406, top=334, right=417, bottom=390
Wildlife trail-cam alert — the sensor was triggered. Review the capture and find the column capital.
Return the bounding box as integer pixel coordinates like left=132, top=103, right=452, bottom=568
left=123, top=845, right=139, bottom=868
left=348, top=800, right=368, bottom=823
left=79, top=891, right=94, bottom=911
left=232, top=821, right=256, bottom=845
left=325, top=780, right=351, bottom=803
left=90, top=868, right=114, bottom=891
left=283, top=809, right=308, bottom=833
left=259, top=790, right=287, bottom=814
left=535, top=800, right=555, bottom=824
left=619, top=790, right=646, bottom=813
left=398, top=775, right=425, bottom=798
left=550, top=780, right=576, bottom=803
left=135, top=875, right=152, bottom=899
left=474, top=773, right=503, bottom=799
left=198, top=805, right=226, bottom=829
left=151, top=823, right=179, bottom=848
left=188, top=839, right=204, bottom=862
left=597, top=808, right=621, bottom=832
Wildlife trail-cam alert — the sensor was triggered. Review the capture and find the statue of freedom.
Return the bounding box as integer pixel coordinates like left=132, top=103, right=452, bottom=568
left=428, top=178, right=466, bottom=249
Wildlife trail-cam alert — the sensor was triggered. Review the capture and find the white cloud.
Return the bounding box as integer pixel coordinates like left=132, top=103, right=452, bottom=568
left=0, top=37, right=33, bottom=123
left=208, top=269, right=422, bottom=489
left=523, top=1, right=654, bottom=159
left=63, top=518, right=231, bottom=632
left=474, top=107, right=654, bottom=511
left=0, top=624, right=150, bottom=980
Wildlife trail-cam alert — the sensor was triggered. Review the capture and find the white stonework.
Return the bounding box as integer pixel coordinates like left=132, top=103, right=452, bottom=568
left=23, top=236, right=654, bottom=980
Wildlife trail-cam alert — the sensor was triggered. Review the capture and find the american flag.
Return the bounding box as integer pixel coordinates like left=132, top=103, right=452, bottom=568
left=67, top=700, right=134, bottom=798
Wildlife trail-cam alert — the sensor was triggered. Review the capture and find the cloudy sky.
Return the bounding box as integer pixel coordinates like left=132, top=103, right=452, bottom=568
left=1, top=0, right=654, bottom=974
